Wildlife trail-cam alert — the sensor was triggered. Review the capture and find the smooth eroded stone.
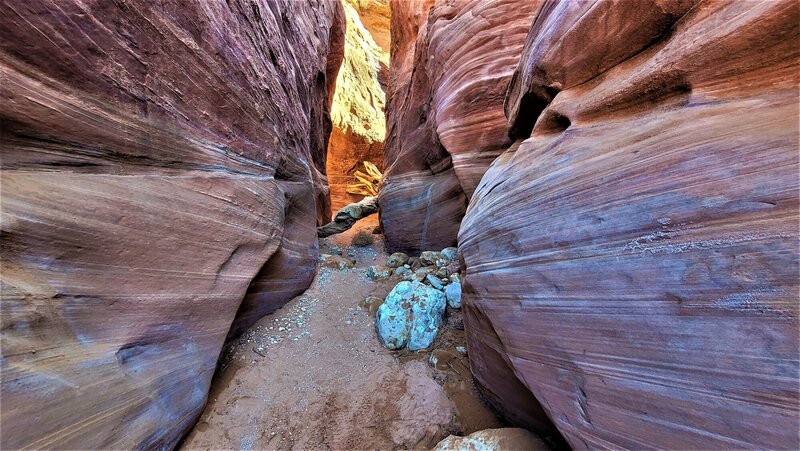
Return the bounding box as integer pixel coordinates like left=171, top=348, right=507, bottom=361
left=425, top=274, right=445, bottom=290
left=320, top=255, right=356, bottom=271
left=445, top=282, right=461, bottom=309
left=366, top=265, right=392, bottom=281
left=419, top=251, right=441, bottom=266
left=0, top=1, right=344, bottom=448
left=433, top=428, right=549, bottom=451
left=375, top=281, right=446, bottom=351
left=318, top=196, right=379, bottom=237
left=460, top=0, right=800, bottom=449
left=386, top=252, right=410, bottom=268
left=440, top=247, right=458, bottom=262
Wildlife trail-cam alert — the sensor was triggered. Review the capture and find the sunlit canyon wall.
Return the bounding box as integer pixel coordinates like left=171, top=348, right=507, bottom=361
left=326, top=0, right=389, bottom=214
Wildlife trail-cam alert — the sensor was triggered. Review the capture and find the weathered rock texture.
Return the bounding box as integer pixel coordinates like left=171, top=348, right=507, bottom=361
left=317, top=196, right=379, bottom=238
left=0, top=0, right=343, bottom=448
left=460, top=0, right=800, bottom=449
left=347, top=0, right=391, bottom=54
left=326, top=0, right=388, bottom=213
left=434, top=427, right=548, bottom=451
left=381, top=0, right=538, bottom=253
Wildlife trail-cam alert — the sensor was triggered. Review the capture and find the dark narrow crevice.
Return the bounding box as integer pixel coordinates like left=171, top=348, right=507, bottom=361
left=536, top=109, right=572, bottom=135
left=508, top=90, right=551, bottom=140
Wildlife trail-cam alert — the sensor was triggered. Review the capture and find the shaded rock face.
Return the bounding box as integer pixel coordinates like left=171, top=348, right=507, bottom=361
left=0, top=0, right=343, bottom=448
left=459, top=1, right=800, bottom=449
left=326, top=0, right=388, bottom=214
left=380, top=0, right=539, bottom=254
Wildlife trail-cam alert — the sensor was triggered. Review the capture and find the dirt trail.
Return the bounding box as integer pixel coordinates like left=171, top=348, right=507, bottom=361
left=180, top=217, right=503, bottom=450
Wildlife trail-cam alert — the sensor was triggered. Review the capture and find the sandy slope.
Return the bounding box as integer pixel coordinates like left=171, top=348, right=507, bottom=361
left=180, top=217, right=502, bottom=450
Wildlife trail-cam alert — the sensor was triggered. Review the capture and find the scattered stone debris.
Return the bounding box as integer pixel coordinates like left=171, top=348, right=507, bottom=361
left=192, top=221, right=507, bottom=450
left=227, top=295, right=318, bottom=359
left=360, top=295, right=385, bottom=317
left=413, top=266, right=434, bottom=281
left=317, top=196, right=378, bottom=238
left=373, top=246, right=466, bottom=351
left=366, top=265, right=392, bottom=281
left=394, top=266, right=411, bottom=278
left=426, top=274, right=445, bottom=290
left=319, top=254, right=356, bottom=270
left=440, top=247, right=458, bottom=261
left=394, top=247, right=463, bottom=290
left=419, top=250, right=441, bottom=266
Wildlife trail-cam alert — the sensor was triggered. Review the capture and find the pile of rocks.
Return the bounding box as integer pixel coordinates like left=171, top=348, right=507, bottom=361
left=371, top=247, right=462, bottom=309
left=369, top=247, right=463, bottom=351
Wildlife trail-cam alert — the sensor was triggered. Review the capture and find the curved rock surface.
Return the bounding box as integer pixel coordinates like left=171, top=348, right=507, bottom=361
left=0, top=0, right=343, bottom=448
left=376, top=281, right=446, bottom=351
left=434, top=427, right=548, bottom=451
left=380, top=0, right=538, bottom=253
left=460, top=0, right=800, bottom=449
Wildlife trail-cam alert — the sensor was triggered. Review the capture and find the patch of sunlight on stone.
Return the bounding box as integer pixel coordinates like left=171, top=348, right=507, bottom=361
left=330, top=0, right=387, bottom=144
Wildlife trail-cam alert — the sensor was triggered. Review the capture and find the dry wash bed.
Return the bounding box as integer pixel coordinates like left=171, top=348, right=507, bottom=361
left=180, top=217, right=503, bottom=450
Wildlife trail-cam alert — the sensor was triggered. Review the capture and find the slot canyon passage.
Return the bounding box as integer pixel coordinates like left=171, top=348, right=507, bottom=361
left=0, top=0, right=798, bottom=450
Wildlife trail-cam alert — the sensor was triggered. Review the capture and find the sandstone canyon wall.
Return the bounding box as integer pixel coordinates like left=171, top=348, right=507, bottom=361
left=348, top=0, right=391, bottom=54
left=327, top=0, right=389, bottom=213
left=0, top=0, right=343, bottom=448
left=458, top=0, right=800, bottom=449
left=380, top=0, right=538, bottom=253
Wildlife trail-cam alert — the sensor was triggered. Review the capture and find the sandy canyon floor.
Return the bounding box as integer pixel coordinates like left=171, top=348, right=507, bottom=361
left=179, top=217, right=505, bottom=450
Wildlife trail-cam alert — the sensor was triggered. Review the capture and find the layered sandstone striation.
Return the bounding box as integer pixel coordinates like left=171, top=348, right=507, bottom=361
left=0, top=0, right=343, bottom=448
left=326, top=0, right=388, bottom=214
left=460, top=0, right=800, bottom=449
left=380, top=0, right=538, bottom=253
